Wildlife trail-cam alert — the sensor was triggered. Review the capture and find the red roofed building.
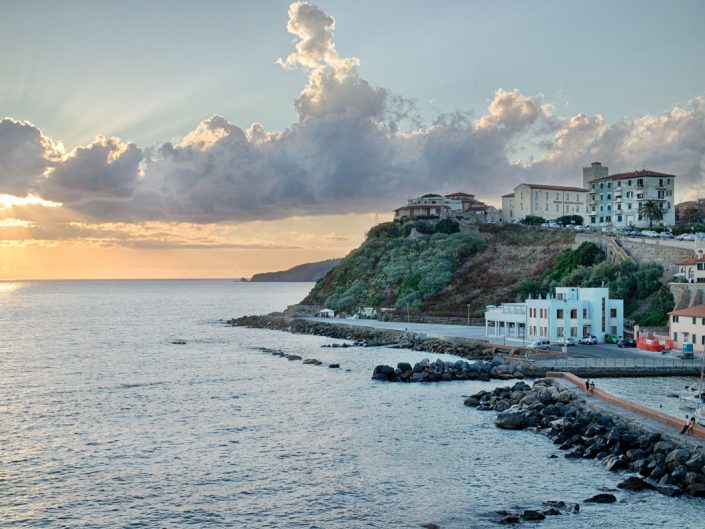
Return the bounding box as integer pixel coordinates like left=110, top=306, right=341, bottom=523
left=669, top=304, right=705, bottom=352
left=675, top=256, right=705, bottom=283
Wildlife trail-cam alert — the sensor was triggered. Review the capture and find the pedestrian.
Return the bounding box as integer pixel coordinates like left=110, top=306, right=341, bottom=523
left=680, top=415, right=690, bottom=435
left=687, top=416, right=696, bottom=436
left=589, top=381, right=595, bottom=395
left=585, top=378, right=590, bottom=394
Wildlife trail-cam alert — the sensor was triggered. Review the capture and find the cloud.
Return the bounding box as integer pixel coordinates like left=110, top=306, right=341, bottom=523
left=0, top=1, right=704, bottom=228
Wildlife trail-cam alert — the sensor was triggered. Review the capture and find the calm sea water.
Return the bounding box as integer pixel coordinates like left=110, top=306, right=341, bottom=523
left=1, top=280, right=704, bottom=528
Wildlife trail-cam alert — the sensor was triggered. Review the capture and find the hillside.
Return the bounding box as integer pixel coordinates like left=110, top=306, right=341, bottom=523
left=303, top=223, right=576, bottom=316
left=249, top=258, right=342, bottom=282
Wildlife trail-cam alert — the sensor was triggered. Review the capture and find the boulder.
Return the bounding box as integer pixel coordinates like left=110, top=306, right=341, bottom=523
left=567, top=504, right=580, bottom=513
left=665, top=448, right=691, bottom=468
left=685, top=453, right=705, bottom=470
left=603, top=455, right=629, bottom=472
left=464, top=396, right=481, bottom=407
left=653, top=441, right=675, bottom=454
left=302, top=358, right=322, bottom=365
left=495, top=412, right=527, bottom=430
left=397, top=362, right=412, bottom=372
left=557, top=391, right=571, bottom=404
left=543, top=508, right=561, bottom=516
left=585, top=493, right=616, bottom=503
left=498, top=514, right=521, bottom=524
left=286, top=354, right=302, bottom=361
left=522, top=510, right=546, bottom=521
left=655, top=484, right=683, bottom=497
left=688, top=483, right=705, bottom=497
left=328, top=363, right=340, bottom=368
left=617, top=476, right=653, bottom=491
left=542, top=500, right=565, bottom=508
left=671, top=465, right=688, bottom=482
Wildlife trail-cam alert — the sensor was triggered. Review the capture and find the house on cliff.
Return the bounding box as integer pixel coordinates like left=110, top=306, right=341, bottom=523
left=394, top=192, right=499, bottom=222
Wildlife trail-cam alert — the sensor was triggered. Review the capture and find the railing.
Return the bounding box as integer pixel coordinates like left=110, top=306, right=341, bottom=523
left=540, top=356, right=702, bottom=369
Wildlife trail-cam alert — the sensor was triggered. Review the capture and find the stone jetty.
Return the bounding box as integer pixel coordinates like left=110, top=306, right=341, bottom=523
left=465, top=378, right=705, bottom=498
left=371, top=356, right=543, bottom=382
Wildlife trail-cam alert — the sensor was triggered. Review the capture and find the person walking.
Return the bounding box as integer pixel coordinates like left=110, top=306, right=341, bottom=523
left=585, top=379, right=590, bottom=395
left=589, top=381, right=595, bottom=395
left=680, top=415, right=691, bottom=435
left=686, top=416, right=696, bottom=436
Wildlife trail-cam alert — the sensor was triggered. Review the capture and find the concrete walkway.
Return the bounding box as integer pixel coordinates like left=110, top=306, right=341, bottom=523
left=550, top=372, right=705, bottom=448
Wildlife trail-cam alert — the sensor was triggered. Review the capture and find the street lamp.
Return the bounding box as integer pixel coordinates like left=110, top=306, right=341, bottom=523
left=467, top=304, right=471, bottom=325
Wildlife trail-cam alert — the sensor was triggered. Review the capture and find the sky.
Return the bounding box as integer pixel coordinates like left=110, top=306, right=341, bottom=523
left=1, top=0, right=704, bottom=279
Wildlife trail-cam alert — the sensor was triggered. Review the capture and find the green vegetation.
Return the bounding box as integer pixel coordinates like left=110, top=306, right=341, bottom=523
left=680, top=206, right=705, bottom=225
left=526, top=242, right=674, bottom=326
left=639, top=200, right=664, bottom=227
left=556, top=214, right=583, bottom=226
left=307, top=222, right=486, bottom=313
left=522, top=215, right=545, bottom=225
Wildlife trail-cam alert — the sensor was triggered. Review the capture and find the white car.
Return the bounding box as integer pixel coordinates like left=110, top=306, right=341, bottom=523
left=578, top=335, right=597, bottom=345
left=555, top=337, right=576, bottom=346
left=528, top=340, right=552, bottom=350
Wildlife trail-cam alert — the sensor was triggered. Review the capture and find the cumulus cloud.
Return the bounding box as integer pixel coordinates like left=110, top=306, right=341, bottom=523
left=0, top=1, right=703, bottom=226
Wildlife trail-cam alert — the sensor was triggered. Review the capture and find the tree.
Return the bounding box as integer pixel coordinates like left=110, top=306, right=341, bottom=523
left=522, top=215, right=545, bottom=225
left=682, top=206, right=705, bottom=225
left=639, top=200, right=664, bottom=227
left=556, top=214, right=583, bottom=226
left=436, top=218, right=460, bottom=234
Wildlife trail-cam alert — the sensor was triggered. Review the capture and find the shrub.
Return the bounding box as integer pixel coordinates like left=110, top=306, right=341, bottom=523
left=436, top=218, right=460, bottom=234
left=522, top=215, right=545, bottom=225
left=367, top=222, right=402, bottom=239
left=556, top=214, right=583, bottom=226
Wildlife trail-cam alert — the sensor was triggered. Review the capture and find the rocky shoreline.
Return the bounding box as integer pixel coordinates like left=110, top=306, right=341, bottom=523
left=465, top=378, right=705, bottom=499
left=230, top=314, right=512, bottom=360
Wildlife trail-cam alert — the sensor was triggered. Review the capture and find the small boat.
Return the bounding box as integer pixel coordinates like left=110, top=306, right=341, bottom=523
left=679, top=392, right=705, bottom=410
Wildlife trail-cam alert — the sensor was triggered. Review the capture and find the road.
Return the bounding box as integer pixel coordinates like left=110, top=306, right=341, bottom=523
left=304, top=317, right=704, bottom=368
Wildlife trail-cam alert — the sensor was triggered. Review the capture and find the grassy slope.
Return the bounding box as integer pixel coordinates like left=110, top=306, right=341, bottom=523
left=303, top=224, right=576, bottom=316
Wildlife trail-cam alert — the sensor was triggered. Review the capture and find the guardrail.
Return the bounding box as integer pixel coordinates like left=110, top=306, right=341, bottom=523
left=540, top=357, right=702, bottom=368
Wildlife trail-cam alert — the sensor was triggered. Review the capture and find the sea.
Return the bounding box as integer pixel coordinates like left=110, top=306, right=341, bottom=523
left=1, top=280, right=704, bottom=528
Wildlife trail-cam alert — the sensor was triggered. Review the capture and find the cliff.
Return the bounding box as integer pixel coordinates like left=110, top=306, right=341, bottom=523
left=302, top=223, right=576, bottom=316
left=249, top=258, right=342, bottom=282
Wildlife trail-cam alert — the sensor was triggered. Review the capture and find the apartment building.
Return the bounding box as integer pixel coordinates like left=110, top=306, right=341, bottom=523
left=501, top=183, right=589, bottom=223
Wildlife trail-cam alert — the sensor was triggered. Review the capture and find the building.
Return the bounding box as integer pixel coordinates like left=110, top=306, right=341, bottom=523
left=676, top=198, right=705, bottom=222
left=501, top=184, right=589, bottom=224
left=484, top=287, right=623, bottom=343
left=582, top=162, right=609, bottom=189
left=675, top=256, right=705, bottom=283
left=394, top=192, right=499, bottom=222
left=669, top=304, right=705, bottom=352
left=585, top=169, right=676, bottom=228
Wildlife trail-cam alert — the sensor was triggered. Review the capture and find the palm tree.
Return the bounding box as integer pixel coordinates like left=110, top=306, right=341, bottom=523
left=639, top=200, right=664, bottom=227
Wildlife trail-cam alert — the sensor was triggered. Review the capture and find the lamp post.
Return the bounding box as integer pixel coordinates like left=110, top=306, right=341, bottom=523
left=467, top=304, right=471, bottom=326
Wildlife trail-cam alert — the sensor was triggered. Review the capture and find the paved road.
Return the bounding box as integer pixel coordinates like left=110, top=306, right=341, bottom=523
left=304, top=317, right=704, bottom=368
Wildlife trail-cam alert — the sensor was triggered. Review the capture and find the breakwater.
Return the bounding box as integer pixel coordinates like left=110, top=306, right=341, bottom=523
left=230, top=315, right=510, bottom=360
left=465, top=379, right=705, bottom=499
left=371, top=357, right=543, bottom=382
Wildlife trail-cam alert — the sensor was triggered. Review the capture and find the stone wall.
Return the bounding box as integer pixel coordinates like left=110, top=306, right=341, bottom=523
left=669, top=282, right=705, bottom=310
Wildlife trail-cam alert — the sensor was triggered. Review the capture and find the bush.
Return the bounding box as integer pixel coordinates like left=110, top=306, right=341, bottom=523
left=522, top=215, right=545, bottom=225
left=367, top=222, right=402, bottom=239
left=436, top=218, right=460, bottom=234
left=556, top=214, right=583, bottom=226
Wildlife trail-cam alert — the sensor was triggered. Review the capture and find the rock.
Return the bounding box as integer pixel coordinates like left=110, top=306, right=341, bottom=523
left=328, top=363, right=340, bottom=368
left=522, top=510, right=546, bottom=521
left=302, top=358, right=322, bottom=365
left=603, top=455, right=629, bottom=471
left=542, top=500, right=565, bottom=508
left=585, top=493, right=616, bottom=503
left=665, top=448, right=691, bottom=468
left=397, top=362, right=412, bottom=372
left=286, top=354, right=302, bottom=361
left=685, top=453, right=705, bottom=470
left=498, top=514, right=521, bottom=524
left=688, top=483, right=705, bottom=497
left=653, top=441, right=675, bottom=454
left=420, top=524, right=439, bottom=529
left=464, top=396, right=481, bottom=407
left=671, top=465, right=688, bottom=482
left=495, top=412, right=527, bottom=430
left=617, top=476, right=653, bottom=491
left=655, top=484, right=683, bottom=497
left=567, top=503, right=580, bottom=513
left=543, top=508, right=561, bottom=516
left=557, top=391, right=571, bottom=404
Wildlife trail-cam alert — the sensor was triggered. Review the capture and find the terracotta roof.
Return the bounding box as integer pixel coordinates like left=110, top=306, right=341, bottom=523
left=677, top=257, right=705, bottom=265
left=591, top=169, right=675, bottom=183
left=669, top=304, right=705, bottom=318
left=520, top=184, right=588, bottom=192
left=502, top=193, right=515, bottom=198
left=446, top=192, right=475, bottom=198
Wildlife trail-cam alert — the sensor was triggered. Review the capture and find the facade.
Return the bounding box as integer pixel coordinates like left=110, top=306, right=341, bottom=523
left=582, top=162, right=609, bottom=189
left=676, top=198, right=705, bottom=222
left=501, top=184, right=589, bottom=223
left=676, top=256, right=705, bottom=283
left=669, top=304, right=705, bottom=352
left=484, top=287, right=623, bottom=343
left=585, top=169, right=676, bottom=228
left=394, top=192, right=498, bottom=222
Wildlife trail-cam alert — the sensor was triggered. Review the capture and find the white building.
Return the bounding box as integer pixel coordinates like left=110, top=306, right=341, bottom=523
left=669, top=304, right=705, bottom=352
left=394, top=192, right=499, bottom=222
left=484, top=287, right=623, bottom=343
left=501, top=184, right=589, bottom=224
left=586, top=169, right=676, bottom=228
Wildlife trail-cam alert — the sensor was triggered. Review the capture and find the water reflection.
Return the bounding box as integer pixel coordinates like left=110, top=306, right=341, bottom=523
left=0, top=282, right=24, bottom=297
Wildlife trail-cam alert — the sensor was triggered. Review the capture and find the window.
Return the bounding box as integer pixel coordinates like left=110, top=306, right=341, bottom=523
left=702, top=336, right=705, bottom=345
left=570, top=308, right=577, bottom=318
left=607, top=194, right=611, bottom=200
left=610, top=308, right=617, bottom=317
left=628, top=180, right=632, bottom=186
left=570, top=327, right=578, bottom=337
left=673, top=332, right=678, bottom=341
left=659, top=179, right=663, bottom=187
left=673, top=315, right=679, bottom=323
left=557, top=309, right=564, bottom=319
left=600, top=183, right=604, bottom=189
left=607, top=182, right=612, bottom=188
left=583, top=308, right=587, bottom=318
left=556, top=204, right=559, bottom=211
left=627, top=204, right=632, bottom=210
left=694, top=317, right=697, bottom=324
left=606, top=216, right=611, bottom=222
left=557, top=327, right=564, bottom=337
left=637, top=179, right=644, bottom=187
left=555, top=192, right=559, bottom=200
left=545, top=192, right=549, bottom=199
left=610, top=326, right=617, bottom=336
left=617, top=215, right=622, bottom=222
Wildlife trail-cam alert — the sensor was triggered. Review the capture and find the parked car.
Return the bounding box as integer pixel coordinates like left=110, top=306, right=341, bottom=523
left=617, top=338, right=637, bottom=348
left=528, top=340, right=552, bottom=350
left=578, top=335, right=597, bottom=345
left=555, top=337, right=576, bottom=346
